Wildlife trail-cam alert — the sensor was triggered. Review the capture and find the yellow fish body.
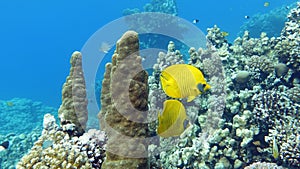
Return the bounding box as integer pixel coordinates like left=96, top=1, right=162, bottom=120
left=221, top=31, right=229, bottom=37
left=157, top=100, right=189, bottom=137
left=264, top=2, right=270, bottom=7
left=160, top=64, right=210, bottom=102
left=273, top=136, right=279, bottom=159
left=6, top=101, right=14, bottom=107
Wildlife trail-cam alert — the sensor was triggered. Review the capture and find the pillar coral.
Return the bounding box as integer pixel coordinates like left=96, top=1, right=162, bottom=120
left=98, top=31, right=149, bottom=169
left=58, top=51, right=88, bottom=136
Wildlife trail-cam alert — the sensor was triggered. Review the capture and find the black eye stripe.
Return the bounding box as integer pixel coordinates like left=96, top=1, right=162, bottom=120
left=197, top=83, right=208, bottom=92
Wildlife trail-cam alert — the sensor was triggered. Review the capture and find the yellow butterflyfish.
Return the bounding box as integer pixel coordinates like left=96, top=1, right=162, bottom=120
left=160, top=64, right=210, bottom=102
left=6, top=101, right=14, bottom=107
left=221, top=31, right=229, bottom=37
left=157, top=100, right=189, bottom=138
left=273, top=136, right=279, bottom=159
left=264, top=2, right=270, bottom=7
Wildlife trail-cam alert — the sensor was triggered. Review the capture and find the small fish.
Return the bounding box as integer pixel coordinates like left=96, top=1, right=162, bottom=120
left=272, top=136, right=279, bottom=159
left=192, top=19, right=199, bottom=24
left=157, top=100, right=189, bottom=138
left=99, top=42, right=113, bottom=53
left=0, top=141, right=9, bottom=151
left=160, top=64, right=210, bottom=102
left=42, top=140, right=54, bottom=149
left=264, top=2, right=270, bottom=7
left=6, top=101, right=14, bottom=107
left=221, top=31, right=229, bottom=37
left=244, top=15, right=250, bottom=19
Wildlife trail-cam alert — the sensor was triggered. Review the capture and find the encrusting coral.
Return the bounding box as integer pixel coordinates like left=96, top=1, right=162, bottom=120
left=98, top=31, right=150, bottom=169
left=58, top=51, right=88, bottom=136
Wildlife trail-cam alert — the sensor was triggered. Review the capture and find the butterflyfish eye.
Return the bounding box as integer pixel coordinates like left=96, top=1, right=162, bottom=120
left=197, top=83, right=205, bottom=93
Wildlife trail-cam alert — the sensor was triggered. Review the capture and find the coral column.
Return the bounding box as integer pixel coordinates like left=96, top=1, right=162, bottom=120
left=99, top=31, right=149, bottom=169
left=58, top=51, right=88, bottom=136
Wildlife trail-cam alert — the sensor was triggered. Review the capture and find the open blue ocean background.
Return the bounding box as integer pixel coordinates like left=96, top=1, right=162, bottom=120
left=0, top=0, right=296, bottom=108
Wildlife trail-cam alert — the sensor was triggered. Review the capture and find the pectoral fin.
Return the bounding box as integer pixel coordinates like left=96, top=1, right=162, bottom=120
left=187, top=95, right=196, bottom=102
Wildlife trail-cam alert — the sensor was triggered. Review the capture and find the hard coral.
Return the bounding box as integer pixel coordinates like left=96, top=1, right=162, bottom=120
left=98, top=31, right=149, bottom=169
left=16, top=114, right=94, bottom=169
left=274, top=2, right=300, bottom=72
left=58, top=51, right=88, bottom=136
left=252, top=86, right=300, bottom=167
left=244, top=161, right=286, bottom=169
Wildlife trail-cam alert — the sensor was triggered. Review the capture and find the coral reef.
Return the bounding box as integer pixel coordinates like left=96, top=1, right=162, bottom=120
left=14, top=2, right=300, bottom=169
left=0, top=98, right=57, bottom=168
left=239, top=4, right=293, bottom=38
left=206, top=25, right=228, bottom=48
left=149, top=3, right=300, bottom=169
left=274, top=3, right=300, bottom=73
left=98, top=31, right=149, bottom=169
left=148, top=41, right=184, bottom=122
left=244, top=161, right=287, bottom=169
left=16, top=52, right=106, bottom=169
left=123, top=0, right=178, bottom=16
left=0, top=128, right=40, bottom=169
left=0, top=98, right=57, bottom=135
left=16, top=114, right=106, bottom=169
left=252, top=86, right=300, bottom=167
left=58, top=51, right=88, bottom=136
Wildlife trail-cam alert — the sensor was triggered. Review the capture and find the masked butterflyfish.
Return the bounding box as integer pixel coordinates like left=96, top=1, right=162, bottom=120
left=160, top=64, right=210, bottom=102
left=157, top=100, right=189, bottom=138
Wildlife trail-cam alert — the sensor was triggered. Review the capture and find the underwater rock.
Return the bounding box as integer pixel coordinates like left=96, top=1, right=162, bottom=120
left=235, top=71, right=250, bottom=83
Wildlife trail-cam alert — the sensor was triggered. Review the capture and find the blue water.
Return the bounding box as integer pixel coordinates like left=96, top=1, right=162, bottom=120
left=0, top=0, right=297, bottom=108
